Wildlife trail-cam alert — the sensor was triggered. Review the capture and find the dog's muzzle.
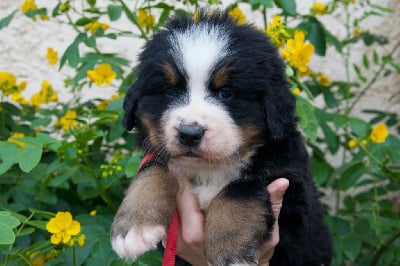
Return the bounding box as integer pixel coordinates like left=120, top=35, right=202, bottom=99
left=177, top=123, right=205, bottom=147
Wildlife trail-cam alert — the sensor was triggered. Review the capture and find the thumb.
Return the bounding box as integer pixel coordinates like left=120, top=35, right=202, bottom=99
left=267, top=178, right=289, bottom=220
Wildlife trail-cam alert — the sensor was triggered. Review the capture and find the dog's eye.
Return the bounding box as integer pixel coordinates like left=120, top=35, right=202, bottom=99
left=216, top=89, right=234, bottom=101
left=163, top=87, right=179, bottom=98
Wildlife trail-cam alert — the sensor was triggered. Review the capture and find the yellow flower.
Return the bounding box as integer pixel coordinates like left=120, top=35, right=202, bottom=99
left=228, top=7, right=246, bottom=25
left=46, top=211, right=81, bottom=245
left=318, top=73, right=331, bottom=86
left=292, top=87, right=301, bottom=95
left=98, top=100, right=109, bottom=110
left=7, top=132, right=27, bottom=148
left=370, top=123, right=389, bottom=143
left=347, top=139, right=357, bottom=149
left=77, top=234, right=86, bottom=247
left=21, top=0, right=38, bottom=13
left=57, top=110, right=78, bottom=131
left=46, top=48, right=58, bottom=66
left=30, top=81, right=58, bottom=107
left=281, top=31, right=315, bottom=73
left=0, top=71, right=17, bottom=95
left=137, top=9, right=155, bottom=32
left=18, top=80, right=27, bottom=91
left=87, top=63, right=117, bottom=86
left=353, top=27, right=362, bottom=37
left=266, top=15, right=290, bottom=47
left=85, top=21, right=109, bottom=34
left=29, top=251, right=47, bottom=266
left=89, top=210, right=97, bottom=216
left=40, top=14, right=49, bottom=21
left=11, top=92, right=29, bottom=104
left=60, top=1, right=70, bottom=13
left=310, top=2, right=328, bottom=15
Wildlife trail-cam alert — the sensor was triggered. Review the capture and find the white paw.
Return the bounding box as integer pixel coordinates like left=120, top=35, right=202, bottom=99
left=111, top=225, right=166, bottom=259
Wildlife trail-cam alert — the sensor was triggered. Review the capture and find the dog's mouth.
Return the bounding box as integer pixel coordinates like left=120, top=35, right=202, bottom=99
left=171, top=150, right=203, bottom=159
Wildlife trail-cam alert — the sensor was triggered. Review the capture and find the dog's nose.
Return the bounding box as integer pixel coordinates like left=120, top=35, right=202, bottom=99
left=178, top=124, right=204, bottom=147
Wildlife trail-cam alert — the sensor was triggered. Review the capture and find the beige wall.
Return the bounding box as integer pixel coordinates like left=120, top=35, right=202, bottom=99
left=1, top=0, right=399, bottom=115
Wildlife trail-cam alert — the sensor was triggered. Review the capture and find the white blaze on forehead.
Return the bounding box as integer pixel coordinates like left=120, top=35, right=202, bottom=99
left=169, top=22, right=230, bottom=99
left=163, top=22, right=242, bottom=165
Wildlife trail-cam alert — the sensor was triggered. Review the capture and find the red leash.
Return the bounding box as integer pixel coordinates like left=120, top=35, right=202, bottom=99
left=162, top=210, right=179, bottom=266
left=138, top=153, right=179, bottom=266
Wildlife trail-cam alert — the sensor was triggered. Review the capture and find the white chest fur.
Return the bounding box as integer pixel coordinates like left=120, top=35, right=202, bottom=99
left=168, top=159, right=244, bottom=210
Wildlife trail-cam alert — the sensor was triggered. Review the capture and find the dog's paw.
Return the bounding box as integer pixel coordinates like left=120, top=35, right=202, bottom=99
left=111, top=225, right=166, bottom=259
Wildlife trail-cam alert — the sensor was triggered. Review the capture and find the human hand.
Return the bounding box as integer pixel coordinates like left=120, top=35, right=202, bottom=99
left=175, top=177, right=289, bottom=266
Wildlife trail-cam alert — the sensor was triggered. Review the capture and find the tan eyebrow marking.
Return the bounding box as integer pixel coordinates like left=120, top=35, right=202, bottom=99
left=211, top=66, right=230, bottom=89
left=162, top=63, right=179, bottom=86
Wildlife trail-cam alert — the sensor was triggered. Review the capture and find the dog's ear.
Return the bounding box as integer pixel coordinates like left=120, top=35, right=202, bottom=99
left=264, top=85, right=296, bottom=141
left=122, top=82, right=140, bottom=131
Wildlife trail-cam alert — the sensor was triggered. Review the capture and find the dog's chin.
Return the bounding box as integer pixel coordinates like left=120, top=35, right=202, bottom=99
left=169, top=150, right=226, bottom=166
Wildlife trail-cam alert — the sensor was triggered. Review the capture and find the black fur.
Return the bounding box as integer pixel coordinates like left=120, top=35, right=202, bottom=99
left=121, top=10, right=332, bottom=265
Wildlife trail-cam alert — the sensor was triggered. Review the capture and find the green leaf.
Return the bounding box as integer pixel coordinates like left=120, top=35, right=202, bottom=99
left=311, top=157, right=333, bottom=185
left=0, top=141, right=19, bottom=175
left=343, top=235, right=362, bottom=261
left=249, top=0, right=273, bottom=8
left=16, top=227, right=35, bottom=237
left=0, top=212, right=21, bottom=228
left=369, top=3, right=395, bottom=14
left=274, top=0, right=296, bottom=16
left=59, top=33, right=86, bottom=69
left=18, top=144, right=43, bottom=173
left=87, top=0, right=96, bottom=7
left=0, top=10, right=17, bottom=30
left=125, top=156, right=141, bottom=177
left=322, top=89, right=337, bottom=109
left=353, top=64, right=367, bottom=83
left=108, top=119, right=125, bottom=141
left=0, top=223, right=15, bottom=245
left=325, top=29, right=342, bottom=52
left=319, top=120, right=339, bottom=153
left=296, top=97, right=318, bottom=140
left=67, top=44, right=80, bottom=68
left=326, top=217, right=351, bottom=237
left=373, top=50, right=379, bottom=64
left=362, top=54, right=370, bottom=69
left=307, top=18, right=326, bottom=56
left=0, top=212, right=20, bottom=245
left=107, top=5, right=123, bottom=21
left=297, top=17, right=326, bottom=56
left=338, top=161, right=366, bottom=190
left=26, top=220, right=48, bottom=230
left=349, top=118, right=370, bottom=137
left=75, top=17, right=95, bottom=26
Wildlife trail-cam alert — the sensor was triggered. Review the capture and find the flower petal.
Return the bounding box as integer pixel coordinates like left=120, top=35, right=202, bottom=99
left=50, top=233, right=62, bottom=245
left=46, top=218, right=61, bottom=234
left=62, top=232, right=72, bottom=244
left=66, top=220, right=81, bottom=236
left=55, top=212, right=73, bottom=229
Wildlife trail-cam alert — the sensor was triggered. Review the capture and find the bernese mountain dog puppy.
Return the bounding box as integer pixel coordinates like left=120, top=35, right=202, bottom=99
left=111, top=10, right=332, bottom=266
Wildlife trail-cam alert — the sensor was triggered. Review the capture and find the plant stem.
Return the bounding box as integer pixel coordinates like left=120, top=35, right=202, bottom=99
left=3, top=211, right=35, bottom=265
left=348, top=40, right=400, bottom=112
left=80, top=163, right=116, bottom=212
left=72, top=246, right=77, bottom=266
left=370, top=229, right=400, bottom=266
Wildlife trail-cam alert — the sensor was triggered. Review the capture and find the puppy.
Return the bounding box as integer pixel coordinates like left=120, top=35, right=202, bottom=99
left=111, top=10, right=332, bottom=266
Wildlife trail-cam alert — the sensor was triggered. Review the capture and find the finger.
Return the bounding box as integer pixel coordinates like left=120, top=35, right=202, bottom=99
left=259, top=178, right=289, bottom=262
left=175, top=176, right=204, bottom=248
left=267, top=178, right=289, bottom=219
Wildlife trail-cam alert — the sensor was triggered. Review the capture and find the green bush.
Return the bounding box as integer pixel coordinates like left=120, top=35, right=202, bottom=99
left=1, top=0, right=399, bottom=265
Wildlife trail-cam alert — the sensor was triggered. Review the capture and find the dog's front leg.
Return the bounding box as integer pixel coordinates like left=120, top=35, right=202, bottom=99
left=111, top=166, right=178, bottom=260
left=205, top=181, right=274, bottom=266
